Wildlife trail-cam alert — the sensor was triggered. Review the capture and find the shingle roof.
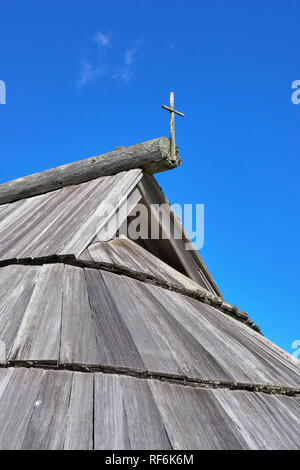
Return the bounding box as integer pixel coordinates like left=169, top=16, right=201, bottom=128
left=0, top=139, right=299, bottom=450
left=0, top=368, right=299, bottom=450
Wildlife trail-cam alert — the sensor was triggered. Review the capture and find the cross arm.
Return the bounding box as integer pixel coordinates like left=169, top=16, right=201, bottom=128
left=161, top=105, right=185, bottom=117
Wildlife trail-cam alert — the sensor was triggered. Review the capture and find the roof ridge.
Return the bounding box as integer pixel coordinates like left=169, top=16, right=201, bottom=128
left=0, top=137, right=180, bottom=205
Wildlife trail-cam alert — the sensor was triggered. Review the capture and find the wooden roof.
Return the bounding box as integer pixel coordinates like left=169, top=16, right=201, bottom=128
left=0, top=139, right=299, bottom=449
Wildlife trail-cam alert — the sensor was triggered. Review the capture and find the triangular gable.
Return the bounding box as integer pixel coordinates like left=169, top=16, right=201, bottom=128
left=0, top=164, right=221, bottom=297
left=86, top=172, right=222, bottom=297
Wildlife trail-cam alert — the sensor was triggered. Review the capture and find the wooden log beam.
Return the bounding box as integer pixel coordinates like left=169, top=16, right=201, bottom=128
left=0, top=137, right=181, bottom=205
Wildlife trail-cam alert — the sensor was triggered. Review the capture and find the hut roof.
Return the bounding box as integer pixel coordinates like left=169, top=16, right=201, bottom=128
left=0, top=138, right=299, bottom=450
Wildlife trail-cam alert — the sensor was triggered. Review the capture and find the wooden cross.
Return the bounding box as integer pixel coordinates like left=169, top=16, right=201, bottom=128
left=162, top=92, right=184, bottom=159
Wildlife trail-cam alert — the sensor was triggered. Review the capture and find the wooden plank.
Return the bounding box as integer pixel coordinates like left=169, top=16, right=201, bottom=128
left=148, top=380, right=245, bottom=450
left=0, top=266, right=39, bottom=361
left=0, top=368, right=14, bottom=401
left=214, top=389, right=300, bottom=449
left=0, top=170, right=141, bottom=260
left=84, top=268, right=145, bottom=370
left=0, top=137, right=179, bottom=205
left=64, top=372, right=94, bottom=450
left=183, top=295, right=300, bottom=387
left=21, top=369, right=73, bottom=450
left=100, top=271, right=184, bottom=375
left=60, top=265, right=99, bottom=364
left=0, top=368, right=46, bottom=449
left=119, top=375, right=172, bottom=449
left=94, top=373, right=130, bottom=450
left=9, top=264, right=64, bottom=361
left=0, top=185, right=73, bottom=260
left=61, top=169, right=142, bottom=257
left=16, top=178, right=102, bottom=259
left=0, top=265, right=31, bottom=311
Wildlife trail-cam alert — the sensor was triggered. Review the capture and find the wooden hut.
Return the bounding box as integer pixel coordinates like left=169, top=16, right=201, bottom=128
left=0, top=138, right=298, bottom=449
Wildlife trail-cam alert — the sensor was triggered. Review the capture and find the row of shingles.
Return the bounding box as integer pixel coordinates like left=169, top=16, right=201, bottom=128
left=145, top=281, right=300, bottom=387
left=0, top=185, right=75, bottom=260
left=182, top=295, right=300, bottom=387
left=0, top=263, right=94, bottom=449
left=0, top=261, right=298, bottom=450
left=0, top=366, right=171, bottom=450
left=19, top=178, right=104, bottom=259
left=97, top=270, right=300, bottom=387
left=36, top=173, right=123, bottom=259
left=41, top=262, right=300, bottom=388
left=60, top=169, right=143, bottom=258
left=0, top=263, right=144, bottom=369
left=103, top=269, right=232, bottom=379
left=0, top=263, right=172, bottom=454
left=0, top=367, right=93, bottom=449
left=0, top=263, right=100, bottom=365
left=83, top=236, right=202, bottom=292
left=0, top=169, right=142, bottom=261
left=147, top=378, right=300, bottom=450
left=0, top=264, right=298, bottom=449
left=0, top=367, right=298, bottom=450
left=0, top=262, right=299, bottom=387
left=209, top=388, right=300, bottom=449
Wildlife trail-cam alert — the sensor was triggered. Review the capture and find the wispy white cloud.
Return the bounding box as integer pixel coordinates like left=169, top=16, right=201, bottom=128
left=94, top=31, right=112, bottom=48
left=77, top=34, right=143, bottom=87
left=113, top=41, right=143, bottom=82
left=77, top=59, right=107, bottom=88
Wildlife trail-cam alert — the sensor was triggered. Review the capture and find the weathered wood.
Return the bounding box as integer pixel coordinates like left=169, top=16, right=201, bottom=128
left=162, top=104, right=185, bottom=117
left=0, top=368, right=45, bottom=449
left=0, top=137, right=180, bottom=205
left=94, top=373, right=130, bottom=450
left=0, top=169, right=142, bottom=261
left=162, top=92, right=184, bottom=159
left=10, top=264, right=64, bottom=361
left=169, top=92, right=176, bottom=159
left=60, top=265, right=98, bottom=365
left=64, top=372, right=94, bottom=450
left=21, top=369, right=73, bottom=450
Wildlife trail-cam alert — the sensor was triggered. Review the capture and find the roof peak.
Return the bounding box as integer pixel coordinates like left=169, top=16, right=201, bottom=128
left=0, top=137, right=181, bottom=206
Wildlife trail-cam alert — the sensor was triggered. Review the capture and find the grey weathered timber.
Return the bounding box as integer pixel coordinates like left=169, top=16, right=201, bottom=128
left=0, top=368, right=46, bottom=449
left=84, top=268, right=145, bottom=370
left=0, top=135, right=300, bottom=450
left=94, top=374, right=130, bottom=450
left=0, top=368, right=298, bottom=450
left=0, top=169, right=142, bottom=260
left=10, top=264, right=64, bottom=361
left=80, top=236, right=203, bottom=292
left=0, top=137, right=180, bottom=205
left=0, top=264, right=298, bottom=388
left=162, top=92, right=184, bottom=160
left=64, top=372, right=94, bottom=450
left=60, top=265, right=98, bottom=365
left=21, top=369, right=73, bottom=450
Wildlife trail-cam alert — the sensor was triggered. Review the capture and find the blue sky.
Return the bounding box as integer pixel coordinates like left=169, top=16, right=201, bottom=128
left=0, top=0, right=299, bottom=354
